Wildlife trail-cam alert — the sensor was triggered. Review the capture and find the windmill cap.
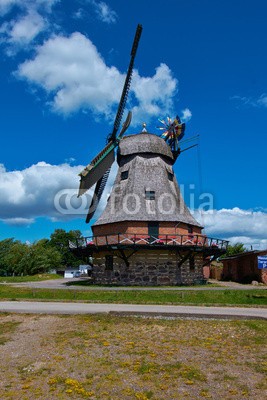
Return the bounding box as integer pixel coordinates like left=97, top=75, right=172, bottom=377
left=119, top=132, right=174, bottom=161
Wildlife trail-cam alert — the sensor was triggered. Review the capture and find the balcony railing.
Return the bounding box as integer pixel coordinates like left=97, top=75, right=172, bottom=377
left=69, top=233, right=229, bottom=251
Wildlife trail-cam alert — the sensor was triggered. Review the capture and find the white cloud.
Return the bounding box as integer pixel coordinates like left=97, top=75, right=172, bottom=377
left=2, top=11, right=46, bottom=45
left=73, top=8, right=84, bottom=19
left=0, top=161, right=84, bottom=225
left=129, top=64, right=178, bottom=124
left=0, top=0, right=58, bottom=51
left=16, top=34, right=178, bottom=124
left=89, top=0, right=117, bottom=24
left=256, top=94, right=267, bottom=107
left=64, top=157, right=76, bottom=164
left=2, top=217, right=34, bottom=226
left=17, top=32, right=124, bottom=115
left=0, top=160, right=119, bottom=225
left=181, top=108, right=192, bottom=122
left=0, top=163, right=6, bottom=173
left=224, top=236, right=267, bottom=251
left=95, top=1, right=117, bottom=24
left=35, top=0, right=59, bottom=12
left=0, top=0, right=21, bottom=16
left=0, top=0, right=58, bottom=15
left=1, top=2, right=177, bottom=125
left=231, top=94, right=267, bottom=109
left=194, top=207, right=267, bottom=249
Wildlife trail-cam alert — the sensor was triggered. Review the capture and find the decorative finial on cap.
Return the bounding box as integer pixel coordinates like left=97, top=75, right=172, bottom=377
left=142, top=123, right=147, bottom=133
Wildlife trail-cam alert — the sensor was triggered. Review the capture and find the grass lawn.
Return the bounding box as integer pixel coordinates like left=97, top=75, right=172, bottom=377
left=0, top=285, right=266, bottom=306
left=0, top=274, right=62, bottom=283
left=0, top=313, right=266, bottom=399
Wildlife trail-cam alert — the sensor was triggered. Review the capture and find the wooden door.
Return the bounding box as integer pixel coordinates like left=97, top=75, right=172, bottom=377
left=148, top=222, right=159, bottom=241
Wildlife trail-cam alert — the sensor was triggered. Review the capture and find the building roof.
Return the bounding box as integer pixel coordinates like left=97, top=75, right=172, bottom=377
left=94, top=133, right=202, bottom=227
left=221, top=249, right=267, bottom=261
left=118, top=132, right=174, bottom=162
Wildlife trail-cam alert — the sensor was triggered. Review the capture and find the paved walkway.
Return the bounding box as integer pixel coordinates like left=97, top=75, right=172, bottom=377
left=0, top=301, right=266, bottom=320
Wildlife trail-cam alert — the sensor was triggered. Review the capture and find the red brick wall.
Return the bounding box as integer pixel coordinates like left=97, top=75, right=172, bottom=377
left=93, top=221, right=202, bottom=237
left=93, top=221, right=128, bottom=236
left=203, top=266, right=210, bottom=279
left=159, top=222, right=202, bottom=236
left=125, top=222, right=148, bottom=235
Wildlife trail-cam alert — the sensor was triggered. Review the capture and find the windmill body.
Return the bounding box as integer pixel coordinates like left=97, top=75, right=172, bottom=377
left=71, top=25, right=228, bottom=285
left=93, top=131, right=201, bottom=236
left=74, top=129, right=228, bottom=286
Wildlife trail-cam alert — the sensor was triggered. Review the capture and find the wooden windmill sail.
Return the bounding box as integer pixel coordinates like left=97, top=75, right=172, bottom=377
left=78, top=24, right=142, bottom=223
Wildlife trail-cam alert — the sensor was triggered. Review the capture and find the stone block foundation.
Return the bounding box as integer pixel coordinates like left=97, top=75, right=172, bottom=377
left=91, top=249, right=206, bottom=286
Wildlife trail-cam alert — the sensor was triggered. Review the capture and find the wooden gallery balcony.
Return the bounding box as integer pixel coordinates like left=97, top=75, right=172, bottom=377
left=69, top=233, right=229, bottom=258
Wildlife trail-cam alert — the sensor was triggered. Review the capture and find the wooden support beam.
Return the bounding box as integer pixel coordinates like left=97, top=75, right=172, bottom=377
left=202, top=248, right=224, bottom=267
left=116, top=249, right=137, bottom=267
left=177, top=251, right=192, bottom=268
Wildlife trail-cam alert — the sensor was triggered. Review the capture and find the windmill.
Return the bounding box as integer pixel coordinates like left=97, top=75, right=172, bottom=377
left=78, top=24, right=142, bottom=223
left=70, top=26, right=229, bottom=286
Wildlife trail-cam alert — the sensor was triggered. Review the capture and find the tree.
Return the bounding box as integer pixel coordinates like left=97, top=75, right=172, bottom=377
left=0, top=239, right=29, bottom=276
left=0, top=237, right=63, bottom=276
left=0, top=239, right=14, bottom=275
left=0, top=229, right=85, bottom=276
left=18, top=243, right=62, bottom=275
left=221, top=242, right=246, bottom=258
left=49, top=229, right=84, bottom=267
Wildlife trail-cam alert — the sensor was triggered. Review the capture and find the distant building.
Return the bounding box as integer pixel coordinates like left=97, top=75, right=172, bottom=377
left=64, top=265, right=91, bottom=279
left=64, top=268, right=80, bottom=279
left=221, top=250, right=267, bottom=284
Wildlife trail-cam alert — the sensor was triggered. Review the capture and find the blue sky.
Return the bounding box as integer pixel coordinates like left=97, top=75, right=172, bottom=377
left=0, top=0, right=266, bottom=248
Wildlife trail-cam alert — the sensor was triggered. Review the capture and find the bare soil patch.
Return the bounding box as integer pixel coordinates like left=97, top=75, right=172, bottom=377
left=0, top=314, right=266, bottom=399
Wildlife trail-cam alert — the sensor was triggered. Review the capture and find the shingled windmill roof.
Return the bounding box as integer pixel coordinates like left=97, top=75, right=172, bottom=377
left=118, top=132, right=174, bottom=162
left=94, top=132, right=202, bottom=228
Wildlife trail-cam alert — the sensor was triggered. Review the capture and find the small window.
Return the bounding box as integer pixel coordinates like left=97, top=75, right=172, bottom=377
left=105, top=255, right=113, bottom=271
left=121, top=170, right=129, bottom=180
left=167, top=171, right=174, bottom=181
left=189, top=256, right=195, bottom=270
left=188, top=225, right=193, bottom=234
left=145, top=190, right=155, bottom=200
